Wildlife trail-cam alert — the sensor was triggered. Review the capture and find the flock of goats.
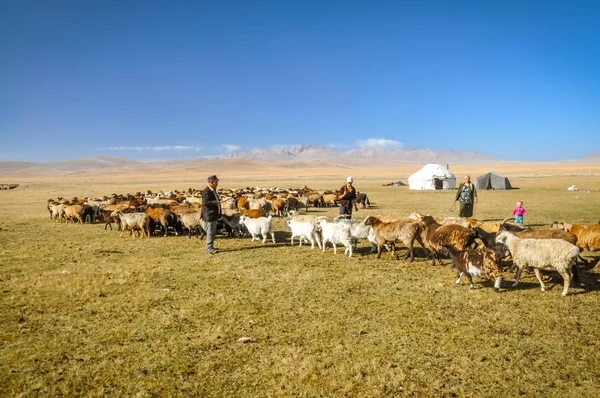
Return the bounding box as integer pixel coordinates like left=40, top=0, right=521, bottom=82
left=46, top=186, right=600, bottom=296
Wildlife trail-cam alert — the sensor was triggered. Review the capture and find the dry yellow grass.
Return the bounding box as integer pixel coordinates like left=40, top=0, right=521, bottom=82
left=1, top=164, right=600, bottom=396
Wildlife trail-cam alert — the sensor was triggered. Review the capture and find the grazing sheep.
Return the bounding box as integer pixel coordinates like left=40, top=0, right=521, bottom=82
left=239, top=208, right=267, bottom=218
left=322, top=193, right=338, bottom=207
left=248, top=197, right=271, bottom=213
left=286, top=210, right=321, bottom=224
left=178, top=212, right=207, bottom=239
left=317, top=219, right=353, bottom=257
left=286, top=219, right=322, bottom=249
left=64, top=205, right=85, bottom=224
left=269, top=197, right=287, bottom=217
left=220, top=213, right=246, bottom=237
left=285, top=196, right=308, bottom=213
left=237, top=196, right=249, bottom=210
left=551, top=221, right=600, bottom=253
left=47, top=199, right=56, bottom=219
left=415, top=213, right=477, bottom=266
left=113, top=211, right=151, bottom=239
left=220, top=196, right=236, bottom=211
left=145, top=207, right=179, bottom=236
left=50, top=204, right=66, bottom=223
left=442, top=244, right=503, bottom=292
left=354, top=192, right=370, bottom=208
left=495, top=231, right=579, bottom=296
left=334, top=216, right=379, bottom=252
left=364, top=215, right=424, bottom=261
left=98, top=208, right=120, bottom=231
left=239, top=215, right=276, bottom=244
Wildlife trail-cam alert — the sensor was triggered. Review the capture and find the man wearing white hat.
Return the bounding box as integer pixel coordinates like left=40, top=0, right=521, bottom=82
left=337, top=176, right=358, bottom=218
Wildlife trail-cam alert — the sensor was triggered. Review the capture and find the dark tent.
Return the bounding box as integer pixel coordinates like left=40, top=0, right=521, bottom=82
left=475, top=171, right=512, bottom=190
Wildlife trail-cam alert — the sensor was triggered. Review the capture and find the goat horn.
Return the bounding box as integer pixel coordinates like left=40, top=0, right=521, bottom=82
left=500, top=217, right=511, bottom=225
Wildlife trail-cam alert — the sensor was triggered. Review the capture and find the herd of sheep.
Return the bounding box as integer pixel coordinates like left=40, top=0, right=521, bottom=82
left=46, top=186, right=600, bottom=296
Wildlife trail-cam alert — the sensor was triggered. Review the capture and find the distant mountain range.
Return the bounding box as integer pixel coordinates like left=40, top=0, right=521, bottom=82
left=227, top=144, right=505, bottom=164
left=0, top=156, right=140, bottom=173
left=0, top=147, right=599, bottom=176
left=572, top=152, right=600, bottom=163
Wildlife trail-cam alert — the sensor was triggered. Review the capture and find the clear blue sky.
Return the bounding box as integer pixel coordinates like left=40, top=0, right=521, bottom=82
left=1, top=1, right=599, bottom=162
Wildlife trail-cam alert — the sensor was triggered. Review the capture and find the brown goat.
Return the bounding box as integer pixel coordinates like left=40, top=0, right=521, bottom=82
left=237, top=196, right=249, bottom=210
left=145, top=207, right=178, bottom=236
left=270, top=198, right=287, bottom=217
left=417, top=214, right=477, bottom=266
left=63, top=205, right=85, bottom=224
left=442, top=244, right=503, bottom=292
left=239, top=208, right=266, bottom=218
left=551, top=222, right=600, bottom=252
left=364, top=216, right=425, bottom=261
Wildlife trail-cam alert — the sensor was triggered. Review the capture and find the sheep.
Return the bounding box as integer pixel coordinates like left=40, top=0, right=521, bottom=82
left=442, top=244, right=503, bottom=292
left=47, top=199, right=56, bottom=219
left=286, top=210, right=321, bottom=224
left=269, top=197, right=287, bottom=217
left=495, top=231, right=579, bottom=296
left=285, top=196, right=308, bottom=213
left=334, top=216, right=379, bottom=252
left=321, top=193, right=338, bottom=207
left=414, top=213, right=477, bottom=266
left=220, top=196, right=236, bottom=211
left=248, top=197, right=271, bottom=213
left=63, top=205, right=85, bottom=224
left=145, top=207, right=179, bottom=236
left=168, top=204, right=197, bottom=215
left=551, top=221, right=600, bottom=252
left=239, top=208, right=266, bottom=218
left=286, top=219, right=322, bottom=249
left=177, top=212, right=207, bottom=239
left=98, top=208, right=120, bottom=231
left=219, top=213, right=246, bottom=237
left=112, top=211, right=151, bottom=239
left=50, top=203, right=66, bottom=223
left=239, top=215, right=276, bottom=244
left=354, top=192, right=370, bottom=208
left=237, top=196, right=249, bottom=210
left=317, top=219, right=353, bottom=257
left=304, top=192, right=323, bottom=209
left=363, top=216, right=425, bottom=261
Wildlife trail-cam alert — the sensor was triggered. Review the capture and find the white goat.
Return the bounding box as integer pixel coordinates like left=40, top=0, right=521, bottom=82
left=112, top=211, right=151, bottom=239
left=334, top=216, right=378, bottom=251
left=495, top=231, right=579, bottom=296
left=286, top=219, right=322, bottom=249
left=318, top=219, right=353, bottom=257
left=51, top=204, right=66, bottom=223
left=239, top=215, right=276, bottom=244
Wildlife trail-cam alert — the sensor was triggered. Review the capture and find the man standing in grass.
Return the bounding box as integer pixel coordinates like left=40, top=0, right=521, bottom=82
left=338, top=176, right=358, bottom=218
left=202, top=175, right=221, bottom=254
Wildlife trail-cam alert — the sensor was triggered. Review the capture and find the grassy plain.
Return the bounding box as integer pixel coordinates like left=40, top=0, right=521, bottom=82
left=1, top=169, right=600, bottom=397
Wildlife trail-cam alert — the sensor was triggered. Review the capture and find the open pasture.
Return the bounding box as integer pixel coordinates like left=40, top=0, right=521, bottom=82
left=1, top=174, right=600, bottom=396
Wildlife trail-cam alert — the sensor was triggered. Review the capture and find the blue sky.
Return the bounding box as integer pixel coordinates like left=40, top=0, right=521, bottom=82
left=1, top=1, right=599, bottom=162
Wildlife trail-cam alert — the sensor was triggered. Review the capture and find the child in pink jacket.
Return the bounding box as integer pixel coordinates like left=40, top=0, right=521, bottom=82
left=512, top=200, right=527, bottom=226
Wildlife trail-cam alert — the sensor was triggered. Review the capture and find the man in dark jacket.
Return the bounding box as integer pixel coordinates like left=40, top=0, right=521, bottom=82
left=337, top=176, right=358, bottom=218
left=202, top=175, right=221, bottom=254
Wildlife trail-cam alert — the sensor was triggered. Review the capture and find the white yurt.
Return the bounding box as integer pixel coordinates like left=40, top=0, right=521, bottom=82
left=408, top=162, right=457, bottom=190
